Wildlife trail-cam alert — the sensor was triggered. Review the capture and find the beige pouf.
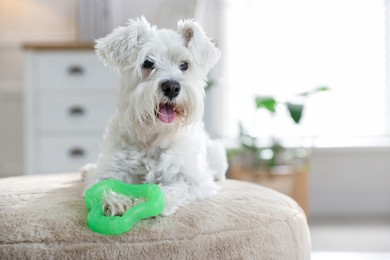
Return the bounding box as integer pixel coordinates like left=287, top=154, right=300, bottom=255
left=0, top=173, right=310, bottom=259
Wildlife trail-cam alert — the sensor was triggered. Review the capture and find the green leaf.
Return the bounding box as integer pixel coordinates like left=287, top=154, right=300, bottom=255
left=315, top=85, right=330, bottom=92
left=287, top=102, right=304, bottom=124
left=298, top=86, right=330, bottom=97
left=205, top=80, right=214, bottom=91
left=255, top=97, right=277, bottom=113
left=226, top=148, right=240, bottom=160
left=297, top=91, right=310, bottom=97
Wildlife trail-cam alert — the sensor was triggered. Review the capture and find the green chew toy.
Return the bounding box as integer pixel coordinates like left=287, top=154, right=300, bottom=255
left=84, top=179, right=165, bottom=235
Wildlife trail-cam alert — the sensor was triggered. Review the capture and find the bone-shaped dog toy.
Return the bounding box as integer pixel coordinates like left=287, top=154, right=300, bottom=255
left=84, top=179, right=165, bottom=235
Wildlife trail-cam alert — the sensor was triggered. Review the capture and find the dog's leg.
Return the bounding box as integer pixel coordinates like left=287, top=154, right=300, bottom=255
left=160, top=178, right=219, bottom=216
left=82, top=145, right=149, bottom=215
left=159, top=182, right=189, bottom=216
left=206, top=139, right=228, bottom=181
left=80, top=163, right=96, bottom=182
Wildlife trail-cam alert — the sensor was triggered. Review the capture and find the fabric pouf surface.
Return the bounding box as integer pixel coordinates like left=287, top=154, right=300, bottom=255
left=0, top=173, right=310, bottom=259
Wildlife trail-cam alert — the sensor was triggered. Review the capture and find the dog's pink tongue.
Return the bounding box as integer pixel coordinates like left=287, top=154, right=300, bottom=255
left=159, top=104, right=176, bottom=123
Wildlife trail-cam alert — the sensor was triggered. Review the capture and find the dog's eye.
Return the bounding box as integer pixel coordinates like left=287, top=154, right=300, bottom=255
left=142, top=60, right=155, bottom=70
left=179, top=61, right=188, bottom=71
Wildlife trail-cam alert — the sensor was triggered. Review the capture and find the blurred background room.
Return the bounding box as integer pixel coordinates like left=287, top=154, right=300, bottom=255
left=0, top=0, right=389, bottom=258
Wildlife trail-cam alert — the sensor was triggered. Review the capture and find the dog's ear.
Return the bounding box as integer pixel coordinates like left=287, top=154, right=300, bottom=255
left=177, top=20, right=221, bottom=74
left=95, top=17, right=153, bottom=69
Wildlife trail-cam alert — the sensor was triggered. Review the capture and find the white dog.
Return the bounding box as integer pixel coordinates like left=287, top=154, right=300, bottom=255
left=82, top=17, right=228, bottom=216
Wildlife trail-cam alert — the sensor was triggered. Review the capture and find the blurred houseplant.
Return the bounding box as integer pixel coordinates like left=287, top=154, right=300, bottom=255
left=228, top=86, right=329, bottom=214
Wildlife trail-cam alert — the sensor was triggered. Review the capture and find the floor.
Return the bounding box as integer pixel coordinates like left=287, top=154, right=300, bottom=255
left=309, top=217, right=390, bottom=260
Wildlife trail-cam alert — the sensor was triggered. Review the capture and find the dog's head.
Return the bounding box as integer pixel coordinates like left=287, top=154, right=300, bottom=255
left=95, top=17, right=220, bottom=135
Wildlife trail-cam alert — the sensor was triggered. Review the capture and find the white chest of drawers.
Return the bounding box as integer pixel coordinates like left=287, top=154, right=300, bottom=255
left=24, top=44, right=118, bottom=175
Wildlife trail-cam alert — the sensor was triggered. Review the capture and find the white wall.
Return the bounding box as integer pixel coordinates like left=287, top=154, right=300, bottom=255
left=310, top=147, right=390, bottom=217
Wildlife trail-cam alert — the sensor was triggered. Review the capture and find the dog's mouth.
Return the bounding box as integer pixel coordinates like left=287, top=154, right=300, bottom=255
left=157, top=103, right=177, bottom=123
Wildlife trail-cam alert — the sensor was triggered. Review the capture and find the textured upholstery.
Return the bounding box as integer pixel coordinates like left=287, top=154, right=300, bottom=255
left=0, top=173, right=310, bottom=259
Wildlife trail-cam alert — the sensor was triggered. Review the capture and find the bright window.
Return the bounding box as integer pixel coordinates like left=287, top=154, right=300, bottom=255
left=223, top=0, right=387, bottom=140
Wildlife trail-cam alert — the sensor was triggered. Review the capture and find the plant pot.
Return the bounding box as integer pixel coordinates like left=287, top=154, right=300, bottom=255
left=228, top=149, right=310, bottom=216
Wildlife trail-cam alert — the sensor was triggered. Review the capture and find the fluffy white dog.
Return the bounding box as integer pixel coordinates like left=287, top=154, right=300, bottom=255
left=83, top=17, right=228, bottom=216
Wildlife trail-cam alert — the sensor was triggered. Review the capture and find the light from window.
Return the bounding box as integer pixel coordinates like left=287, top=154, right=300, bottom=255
left=223, top=0, right=386, bottom=139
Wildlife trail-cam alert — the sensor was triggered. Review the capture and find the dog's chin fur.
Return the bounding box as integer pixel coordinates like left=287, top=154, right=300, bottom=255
left=116, top=73, right=205, bottom=145
left=82, top=17, right=228, bottom=216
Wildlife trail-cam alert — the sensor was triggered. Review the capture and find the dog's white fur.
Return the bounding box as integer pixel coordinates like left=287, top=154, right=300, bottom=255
left=82, top=17, right=228, bottom=216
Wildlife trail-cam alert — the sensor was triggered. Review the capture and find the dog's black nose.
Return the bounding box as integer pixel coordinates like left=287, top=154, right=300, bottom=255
left=161, top=81, right=181, bottom=99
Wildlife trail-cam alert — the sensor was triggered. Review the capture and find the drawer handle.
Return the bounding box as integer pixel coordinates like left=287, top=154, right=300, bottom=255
left=68, top=65, right=84, bottom=75
left=69, top=106, right=85, bottom=116
left=69, top=147, right=86, bottom=158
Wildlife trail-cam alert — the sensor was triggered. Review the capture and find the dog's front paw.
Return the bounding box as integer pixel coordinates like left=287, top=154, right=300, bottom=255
left=103, top=191, right=143, bottom=216
left=161, top=204, right=179, bottom=216
left=80, top=163, right=96, bottom=182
